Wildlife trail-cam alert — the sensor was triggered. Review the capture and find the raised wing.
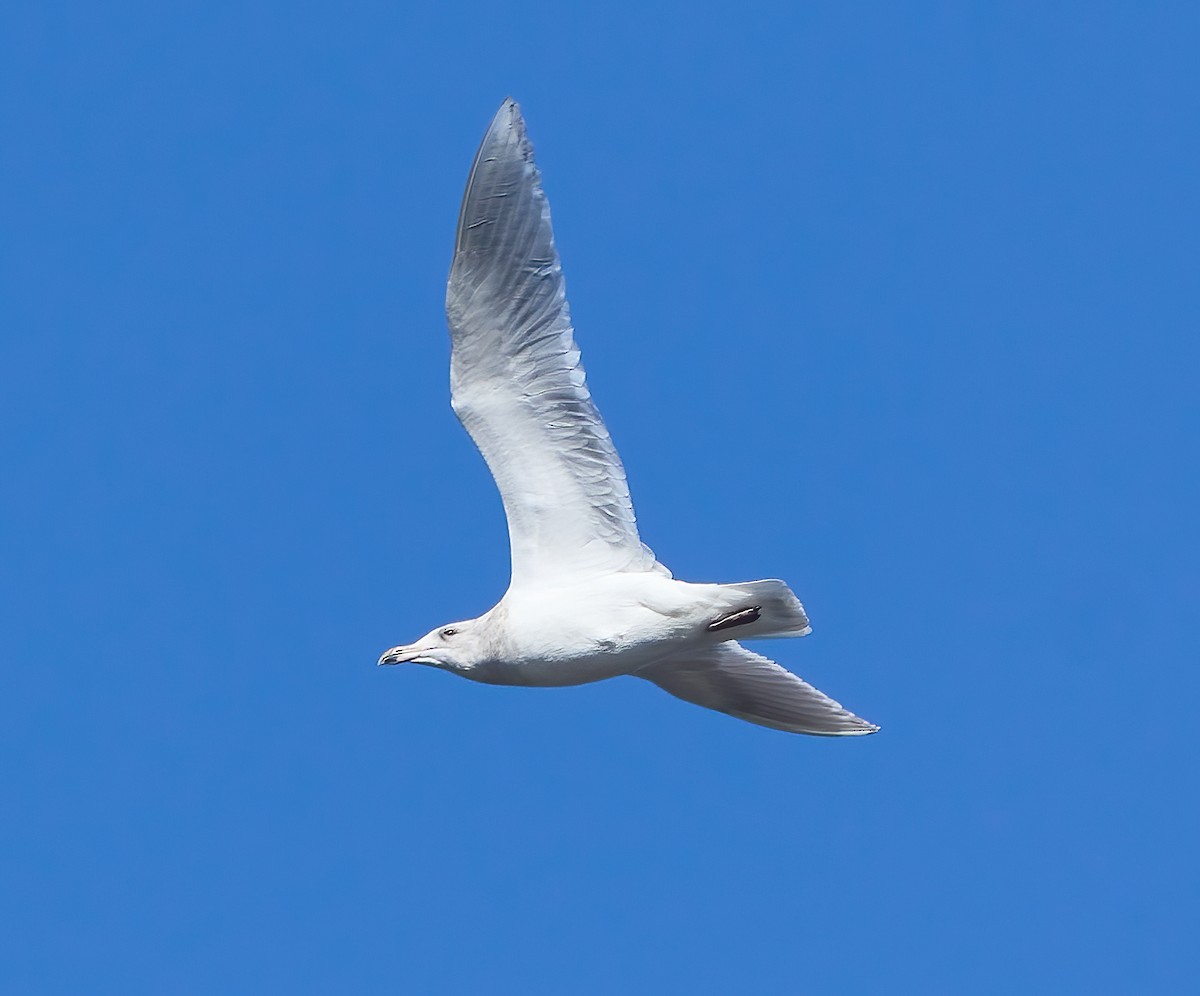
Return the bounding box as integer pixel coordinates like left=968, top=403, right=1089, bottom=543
left=637, top=642, right=879, bottom=736
left=446, top=99, right=661, bottom=589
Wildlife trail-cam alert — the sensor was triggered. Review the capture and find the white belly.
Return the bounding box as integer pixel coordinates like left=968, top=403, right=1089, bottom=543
left=471, top=573, right=736, bottom=687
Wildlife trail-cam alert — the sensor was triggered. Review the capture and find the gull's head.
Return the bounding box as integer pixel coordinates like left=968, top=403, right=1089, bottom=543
left=377, top=618, right=486, bottom=676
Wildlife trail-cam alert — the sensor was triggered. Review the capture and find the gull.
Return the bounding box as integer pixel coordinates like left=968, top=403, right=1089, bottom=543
left=378, top=98, right=878, bottom=736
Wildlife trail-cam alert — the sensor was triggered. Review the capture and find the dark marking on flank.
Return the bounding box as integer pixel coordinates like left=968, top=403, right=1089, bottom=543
left=706, top=606, right=762, bottom=633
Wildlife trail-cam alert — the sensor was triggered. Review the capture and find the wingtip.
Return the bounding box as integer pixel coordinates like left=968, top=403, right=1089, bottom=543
left=817, top=713, right=881, bottom=737
left=477, top=97, right=530, bottom=161
left=454, top=98, right=538, bottom=255
left=815, top=721, right=880, bottom=737
left=491, top=96, right=523, bottom=131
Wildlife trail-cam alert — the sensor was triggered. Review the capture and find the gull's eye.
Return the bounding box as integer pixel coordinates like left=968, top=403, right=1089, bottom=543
left=441, top=628, right=458, bottom=639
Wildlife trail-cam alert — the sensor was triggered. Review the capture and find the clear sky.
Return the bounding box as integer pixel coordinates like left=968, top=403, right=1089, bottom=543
left=2, top=1, right=1197, bottom=992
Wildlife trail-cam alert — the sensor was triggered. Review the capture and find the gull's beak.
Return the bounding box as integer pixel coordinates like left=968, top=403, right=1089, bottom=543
left=377, top=644, right=435, bottom=666
left=378, top=644, right=416, bottom=666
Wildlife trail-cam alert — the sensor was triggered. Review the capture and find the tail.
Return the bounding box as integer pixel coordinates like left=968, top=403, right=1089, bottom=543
left=715, top=579, right=812, bottom=639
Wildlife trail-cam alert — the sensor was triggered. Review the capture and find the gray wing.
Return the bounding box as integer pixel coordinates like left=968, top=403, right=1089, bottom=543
left=445, top=99, right=661, bottom=588
left=637, top=642, right=879, bottom=736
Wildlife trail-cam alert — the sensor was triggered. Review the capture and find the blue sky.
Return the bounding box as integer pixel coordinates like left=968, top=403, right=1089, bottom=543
left=2, top=1, right=1197, bottom=991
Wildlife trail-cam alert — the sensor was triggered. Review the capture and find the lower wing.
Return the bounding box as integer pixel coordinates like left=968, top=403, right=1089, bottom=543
left=636, top=641, right=878, bottom=736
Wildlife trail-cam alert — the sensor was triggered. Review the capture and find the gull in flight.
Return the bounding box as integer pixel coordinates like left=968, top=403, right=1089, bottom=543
left=379, top=99, right=878, bottom=736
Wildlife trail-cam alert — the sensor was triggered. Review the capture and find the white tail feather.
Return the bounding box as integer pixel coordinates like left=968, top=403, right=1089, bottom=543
left=716, top=578, right=812, bottom=638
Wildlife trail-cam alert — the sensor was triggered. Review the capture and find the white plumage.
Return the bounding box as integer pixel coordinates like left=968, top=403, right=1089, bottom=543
left=378, top=99, right=878, bottom=737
